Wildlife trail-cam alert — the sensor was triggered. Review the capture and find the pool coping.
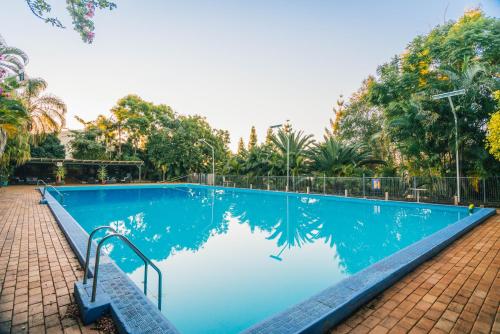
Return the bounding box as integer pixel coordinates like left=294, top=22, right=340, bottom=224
left=43, top=184, right=496, bottom=334
left=41, top=188, right=180, bottom=334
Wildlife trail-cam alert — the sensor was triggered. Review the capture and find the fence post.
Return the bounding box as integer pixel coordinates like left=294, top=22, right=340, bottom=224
left=323, top=173, right=326, bottom=194
left=362, top=174, right=366, bottom=198
left=306, top=186, right=310, bottom=194
left=413, top=177, right=417, bottom=200
left=345, top=189, right=348, bottom=197
left=250, top=184, right=253, bottom=189
left=385, top=192, right=389, bottom=201
left=483, top=178, right=486, bottom=204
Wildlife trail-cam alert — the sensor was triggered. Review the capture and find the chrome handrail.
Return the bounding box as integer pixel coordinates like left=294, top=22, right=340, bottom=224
left=37, top=179, right=65, bottom=202
left=83, top=226, right=118, bottom=284
left=90, top=233, right=163, bottom=310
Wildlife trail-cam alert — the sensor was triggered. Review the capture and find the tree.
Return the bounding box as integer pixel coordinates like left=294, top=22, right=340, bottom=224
left=271, top=128, right=314, bottom=176
left=70, top=128, right=107, bottom=160
left=110, top=95, right=175, bottom=158
left=310, top=138, right=384, bottom=176
left=486, top=111, right=500, bottom=161
left=18, top=78, right=66, bottom=136
left=265, top=128, right=274, bottom=146
left=0, top=87, right=28, bottom=156
left=248, top=126, right=257, bottom=151
left=237, top=138, right=247, bottom=157
left=25, top=0, right=117, bottom=43
left=325, top=95, right=345, bottom=137
left=30, top=133, right=65, bottom=158
left=0, top=35, right=29, bottom=80
left=367, top=9, right=500, bottom=176
left=146, top=115, right=229, bottom=179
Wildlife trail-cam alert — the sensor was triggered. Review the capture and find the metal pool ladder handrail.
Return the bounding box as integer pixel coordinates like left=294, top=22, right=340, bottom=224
left=83, top=226, right=118, bottom=284
left=36, top=180, right=65, bottom=202
left=89, top=232, right=163, bottom=310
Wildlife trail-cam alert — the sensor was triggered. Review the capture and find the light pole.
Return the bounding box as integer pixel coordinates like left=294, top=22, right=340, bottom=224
left=270, top=120, right=290, bottom=191
left=199, top=139, right=215, bottom=186
left=432, top=89, right=465, bottom=204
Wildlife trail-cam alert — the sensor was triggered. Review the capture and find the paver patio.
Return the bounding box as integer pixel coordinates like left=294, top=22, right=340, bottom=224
left=0, top=186, right=106, bottom=334
left=0, top=185, right=498, bottom=334
left=330, top=211, right=499, bottom=334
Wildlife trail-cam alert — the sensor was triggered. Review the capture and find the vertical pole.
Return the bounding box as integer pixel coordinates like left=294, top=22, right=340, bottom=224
left=286, top=130, right=290, bottom=192
left=138, top=165, right=142, bottom=183
left=212, top=147, right=215, bottom=186
left=448, top=96, right=460, bottom=204
left=144, top=262, right=148, bottom=296
left=362, top=174, right=366, bottom=198
left=413, top=177, right=416, bottom=200
left=323, top=173, right=326, bottom=194
left=483, top=178, right=486, bottom=204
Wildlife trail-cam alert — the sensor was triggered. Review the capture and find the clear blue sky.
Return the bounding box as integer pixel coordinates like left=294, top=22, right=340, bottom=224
left=1, top=0, right=499, bottom=150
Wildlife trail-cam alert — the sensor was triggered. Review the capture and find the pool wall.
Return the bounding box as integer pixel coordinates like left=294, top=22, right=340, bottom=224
left=43, top=184, right=496, bottom=334
left=42, top=188, right=180, bottom=334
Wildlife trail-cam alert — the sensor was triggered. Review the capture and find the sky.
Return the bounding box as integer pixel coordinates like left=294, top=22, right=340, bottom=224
left=1, top=0, right=499, bottom=151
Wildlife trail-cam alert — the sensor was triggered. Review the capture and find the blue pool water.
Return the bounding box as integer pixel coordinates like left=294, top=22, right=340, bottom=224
left=52, top=185, right=468, bottom=333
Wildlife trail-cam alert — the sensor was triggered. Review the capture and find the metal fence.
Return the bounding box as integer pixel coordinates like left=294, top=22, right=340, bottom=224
left=187, top=174, right=500, bottom=206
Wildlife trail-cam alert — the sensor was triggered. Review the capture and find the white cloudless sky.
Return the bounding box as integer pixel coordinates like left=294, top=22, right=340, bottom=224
left=1, top=0, right=499, bottom=150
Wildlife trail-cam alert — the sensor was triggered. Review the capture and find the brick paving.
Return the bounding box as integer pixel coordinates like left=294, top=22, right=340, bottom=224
left=331, top=212, right=499, bottom=334
left=0, top=186, right=498, bottom=334
left=0, top=186, right=104, bottom=334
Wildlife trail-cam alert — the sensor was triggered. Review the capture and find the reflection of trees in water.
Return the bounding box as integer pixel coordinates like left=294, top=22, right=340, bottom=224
left=266, top=196, right=321, bottom=249
left=68, top=187, right=455, bottom=275
left=314, top=203, right=437, bottom=274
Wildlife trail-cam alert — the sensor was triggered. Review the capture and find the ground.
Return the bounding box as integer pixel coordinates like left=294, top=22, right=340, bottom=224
left=0, top=185, right=498, bottom=334
left=330, top=212, right=499, bottom=334
left=0, top=186, right=109, bottom=334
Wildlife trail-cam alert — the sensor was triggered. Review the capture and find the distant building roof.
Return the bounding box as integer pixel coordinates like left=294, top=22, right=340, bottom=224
left=27, top=158, right=143, bottom=166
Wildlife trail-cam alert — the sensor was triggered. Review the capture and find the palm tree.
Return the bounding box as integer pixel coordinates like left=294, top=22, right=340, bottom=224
left=0, top=35, right=29, bottom=80
left=0, top=97, right=29, bottom=156
left=440, top=58, right=490, bottom=92
left=310, top=137, right=385, bottom=176
left=19, top=78, right=66, bottom=135
left=271, top=129, right=315, bottom=176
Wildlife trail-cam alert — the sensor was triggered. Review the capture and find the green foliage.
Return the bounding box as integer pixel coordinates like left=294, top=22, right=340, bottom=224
left=147, top=115, right=229, bottom=178
left=0, top=35, right=28, bottom=79
left=54, top=165, right=66, bottom=181
left=310, top=138, right=384, bottom=176
left=72, top=95, right=230, bottom=180
left=366, top=9, right=500, bottom=176
left=70, top=128, right=107, bottom=160
left=25, top=0, right=116, bottom=43
left=0, top=78, right=30, bottom=179
left=486, top=110, right=500, bottom=161
left=30, top=134, right=65, bottom=158
left=97, top=165, right=107, bottom=182
left=18, top=78, right=67, bottom=136
left=271, top=128, right=315, bottom=176
left=248, top=126, right=257, bottom=151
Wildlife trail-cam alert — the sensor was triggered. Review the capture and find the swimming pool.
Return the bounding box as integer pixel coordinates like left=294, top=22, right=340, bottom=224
left=49, top=185, right=485, bottom=333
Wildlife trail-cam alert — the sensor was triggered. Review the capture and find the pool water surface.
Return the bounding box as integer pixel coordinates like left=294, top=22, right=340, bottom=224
left=52, top=185, right=469, bottom=333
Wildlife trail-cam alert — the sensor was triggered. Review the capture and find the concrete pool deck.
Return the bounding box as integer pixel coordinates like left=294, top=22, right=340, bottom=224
left=0, top=185, right=498, bottom=333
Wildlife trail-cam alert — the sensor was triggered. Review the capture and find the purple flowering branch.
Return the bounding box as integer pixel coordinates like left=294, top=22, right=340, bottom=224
left=25, top=0, right=116, bottom=43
